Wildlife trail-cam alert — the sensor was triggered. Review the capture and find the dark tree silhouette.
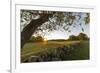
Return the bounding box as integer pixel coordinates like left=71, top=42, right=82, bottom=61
left=21, top=14, right=51, bottom=48
left=68, top=33, right=89, bottom=40
left=77, top=33, right=89, bottom=40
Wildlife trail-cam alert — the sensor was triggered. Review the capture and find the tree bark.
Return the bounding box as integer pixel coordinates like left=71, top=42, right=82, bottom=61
left=21, top=14, right=50, bottom=48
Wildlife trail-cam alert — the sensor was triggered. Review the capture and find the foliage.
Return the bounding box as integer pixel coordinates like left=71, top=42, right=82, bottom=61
left=21, top=10, right=90, bottom=35
left=77, top=33, right=89, bottom=40
left=29, top=36, right=44, bottom=42
left=68, top=35, right=78, bottom=40
left=68, top=33, right=89, bottom=40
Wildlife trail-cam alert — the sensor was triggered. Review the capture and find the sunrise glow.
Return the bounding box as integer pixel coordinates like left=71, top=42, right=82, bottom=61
left=43, top=38, right=48, bottom=42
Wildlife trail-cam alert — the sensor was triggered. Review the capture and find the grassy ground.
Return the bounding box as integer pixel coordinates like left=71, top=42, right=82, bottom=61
left=21, top=40, right=89, bottom=62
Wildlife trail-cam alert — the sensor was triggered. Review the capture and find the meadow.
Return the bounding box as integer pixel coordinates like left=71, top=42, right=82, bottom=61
left=21, top=40, right=89, bottom=63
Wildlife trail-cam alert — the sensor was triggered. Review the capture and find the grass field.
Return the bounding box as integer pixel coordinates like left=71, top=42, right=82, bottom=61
left=21, top=40, right=89, bottom=62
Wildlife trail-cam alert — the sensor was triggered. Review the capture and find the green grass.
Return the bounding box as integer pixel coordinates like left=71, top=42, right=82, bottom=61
left=21, top=40, right=89, bottom=62
left=70, top=41, right=89, bottom=60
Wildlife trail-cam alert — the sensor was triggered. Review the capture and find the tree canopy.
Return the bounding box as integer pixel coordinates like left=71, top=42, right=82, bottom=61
left=68, top=33, right=89, bottom=40
left=21, top=10, right=90, bottom=36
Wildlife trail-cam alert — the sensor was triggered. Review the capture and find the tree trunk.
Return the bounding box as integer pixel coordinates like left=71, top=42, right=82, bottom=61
left=21, top=14, right=50, bottom=48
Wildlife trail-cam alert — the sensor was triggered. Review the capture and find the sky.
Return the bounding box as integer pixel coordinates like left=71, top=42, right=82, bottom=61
left=44, top=24, right=89, bottom=40
left=43, top=12, right=90, bottom=40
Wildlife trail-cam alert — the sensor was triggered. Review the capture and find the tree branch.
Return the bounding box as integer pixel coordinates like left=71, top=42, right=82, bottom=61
left=21, top=14, right=51, bottom=48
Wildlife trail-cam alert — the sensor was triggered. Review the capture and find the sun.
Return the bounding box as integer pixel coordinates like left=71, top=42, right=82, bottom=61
left=43, top=38, right=48, bottom=42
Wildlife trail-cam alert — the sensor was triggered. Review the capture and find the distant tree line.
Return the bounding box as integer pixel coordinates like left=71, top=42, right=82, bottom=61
left=28, top=32, right=89, bottom=42
left=68, top=33, right=89, bottom=41
left=28, top=36, right=44, bottom=42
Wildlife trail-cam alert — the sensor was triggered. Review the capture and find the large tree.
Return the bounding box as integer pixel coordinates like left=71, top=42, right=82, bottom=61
left=21, top=10, right=90, bottom=48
